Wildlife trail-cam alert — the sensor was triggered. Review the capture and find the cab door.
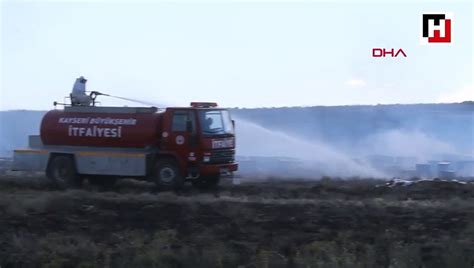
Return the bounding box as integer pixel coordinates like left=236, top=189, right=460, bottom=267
left=166, top=110, right=197, bottom=161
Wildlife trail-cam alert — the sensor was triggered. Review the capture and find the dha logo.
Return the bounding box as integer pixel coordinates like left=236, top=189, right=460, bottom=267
left=372, top=48, right=407, bottom=58
left=421, top=12, right=452, bottom=44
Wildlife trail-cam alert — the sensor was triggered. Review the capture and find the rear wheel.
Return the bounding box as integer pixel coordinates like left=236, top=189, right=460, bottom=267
left=192, top=174, right=220, bottom=189
left=153, top=159, right=184, bottom=190
left=47, top=155, right=82, bottom=189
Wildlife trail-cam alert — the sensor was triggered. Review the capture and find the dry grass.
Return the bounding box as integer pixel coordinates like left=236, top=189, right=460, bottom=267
left=0, top=175, right=474, bottom=267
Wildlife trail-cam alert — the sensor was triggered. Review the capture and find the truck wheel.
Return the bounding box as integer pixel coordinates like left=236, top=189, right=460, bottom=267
left=153, top=159, right=184, bottom=190
left=47, top=156, right=82, bottom=189
left=192, top=175, right=220, bottom=189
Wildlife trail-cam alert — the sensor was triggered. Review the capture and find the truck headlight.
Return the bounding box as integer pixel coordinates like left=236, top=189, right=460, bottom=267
left=203, top=156, right=210, bottom=162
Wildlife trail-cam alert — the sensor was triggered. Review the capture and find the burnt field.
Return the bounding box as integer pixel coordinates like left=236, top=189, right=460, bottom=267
left=1, top=176, right=474, bottom=267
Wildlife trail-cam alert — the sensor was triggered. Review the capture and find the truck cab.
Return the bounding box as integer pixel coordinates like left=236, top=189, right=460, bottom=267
left=157, top=102, right=238, bottom=188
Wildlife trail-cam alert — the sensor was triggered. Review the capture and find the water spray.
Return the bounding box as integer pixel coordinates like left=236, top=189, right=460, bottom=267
left=106, top=95, right=162, bottom=107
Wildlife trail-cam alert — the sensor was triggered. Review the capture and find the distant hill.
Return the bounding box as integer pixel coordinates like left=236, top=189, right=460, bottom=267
left=231, top=102, right=474, bottom=155
left=1, top=103, right=473, bottom=160
left=0, top=110, right=46, bottom=155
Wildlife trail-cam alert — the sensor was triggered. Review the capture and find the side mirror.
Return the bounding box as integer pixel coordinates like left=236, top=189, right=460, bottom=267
left=232, top=119, right=235, bottom=129
left=186, top=120, right=193, bottom=132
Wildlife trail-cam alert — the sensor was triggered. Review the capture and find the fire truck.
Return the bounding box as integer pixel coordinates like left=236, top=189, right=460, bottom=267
left=12, top=88, right=238, bottom=190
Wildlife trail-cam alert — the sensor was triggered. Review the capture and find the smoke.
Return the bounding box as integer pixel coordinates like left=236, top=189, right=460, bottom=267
left=0, top=137, right=8, bottom=157
left=235, top=117, right=385, bottom=178
left=358, top=130, right=460, bottom=162
left=234, top=117, right=472, bottom=179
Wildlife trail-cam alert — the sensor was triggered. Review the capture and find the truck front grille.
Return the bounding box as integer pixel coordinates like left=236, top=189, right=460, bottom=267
left=209, top=150, right=235, bottom=164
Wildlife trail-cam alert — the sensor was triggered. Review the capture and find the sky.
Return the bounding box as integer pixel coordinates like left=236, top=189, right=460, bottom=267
left=1, top=0, right=473, bottom=110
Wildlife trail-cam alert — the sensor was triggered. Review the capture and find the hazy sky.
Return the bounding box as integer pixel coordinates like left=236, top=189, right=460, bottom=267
left=1, top=0, right=473, bottom=110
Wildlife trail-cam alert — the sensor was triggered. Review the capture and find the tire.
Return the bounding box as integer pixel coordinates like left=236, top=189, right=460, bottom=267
left=47, top=155, right=82, bottom=189
left=192, top=174, right=220, bottom=189
left=153, top=159, right=184, bottom=190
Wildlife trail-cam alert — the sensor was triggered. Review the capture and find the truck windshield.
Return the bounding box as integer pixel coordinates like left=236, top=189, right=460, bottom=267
left=199, top=110, right=234, bottom=135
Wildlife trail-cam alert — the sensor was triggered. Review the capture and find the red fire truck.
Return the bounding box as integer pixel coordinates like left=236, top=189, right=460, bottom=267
left=12, top=97, right=238, bottom=190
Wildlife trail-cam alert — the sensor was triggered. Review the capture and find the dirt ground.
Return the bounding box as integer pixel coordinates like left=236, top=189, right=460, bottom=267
left=0, top=176, right=474, bottom=268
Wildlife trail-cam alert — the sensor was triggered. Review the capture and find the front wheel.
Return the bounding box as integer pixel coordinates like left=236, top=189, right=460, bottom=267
left=46, top=155, right=82, bottom=189
left=153, top=159, right=184, bottom=190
